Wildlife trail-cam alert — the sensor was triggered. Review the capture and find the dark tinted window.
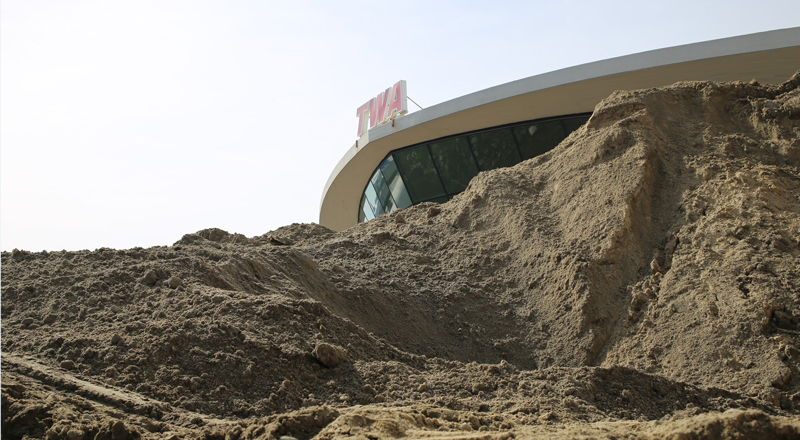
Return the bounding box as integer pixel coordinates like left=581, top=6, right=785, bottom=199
left=358, top=113, right=592, bottom=223
left=428, top=137, right=479, bottom=195
left=393, top=146, right=446, bottom=203
left=468, top=128, right=521, bottom=170
left=513, top=120, right=566, bottom=160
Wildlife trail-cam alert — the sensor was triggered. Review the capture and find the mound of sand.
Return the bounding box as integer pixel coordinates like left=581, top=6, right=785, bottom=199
left=3, top=73, right=800, bottom=439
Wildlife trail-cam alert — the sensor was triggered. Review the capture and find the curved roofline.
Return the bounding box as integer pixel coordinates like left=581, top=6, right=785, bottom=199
left=320, top=27, right=800, bottom=231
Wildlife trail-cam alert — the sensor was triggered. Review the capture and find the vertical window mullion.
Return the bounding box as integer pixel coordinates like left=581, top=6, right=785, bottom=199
left=378, top=166, right=399, bottom=213
left=425, top=143, right=451, bottom=197
left=510, top=125, right=525, bottom=161
left=363, top=181, right=379, bottom=214
left=465, top=135, right=483, bottom=172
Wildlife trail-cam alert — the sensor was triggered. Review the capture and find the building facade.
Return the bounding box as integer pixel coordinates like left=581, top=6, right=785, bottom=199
left=320, top=27, right=800, bottom=231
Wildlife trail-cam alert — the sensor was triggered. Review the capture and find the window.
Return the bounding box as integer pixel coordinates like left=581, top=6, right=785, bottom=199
left=358, top=113, right=591, bottom=222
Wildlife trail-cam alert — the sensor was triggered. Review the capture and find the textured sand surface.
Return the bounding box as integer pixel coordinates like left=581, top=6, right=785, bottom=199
left=3, top=73, right=800, bottom=439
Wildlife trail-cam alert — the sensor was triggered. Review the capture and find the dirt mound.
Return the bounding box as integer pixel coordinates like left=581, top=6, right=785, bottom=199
left=3, top=73, right=800, bottom=438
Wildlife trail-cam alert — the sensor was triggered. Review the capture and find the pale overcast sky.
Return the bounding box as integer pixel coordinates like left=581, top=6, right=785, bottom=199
left=2, top=1, right=798, bottom=251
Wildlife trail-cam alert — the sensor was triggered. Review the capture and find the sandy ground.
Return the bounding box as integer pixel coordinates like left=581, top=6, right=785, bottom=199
left=3, top=73, right=800, bottom=439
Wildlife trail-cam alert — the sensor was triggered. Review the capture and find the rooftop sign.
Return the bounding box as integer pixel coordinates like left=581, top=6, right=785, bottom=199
left=356, top=80, right=408, bottom=137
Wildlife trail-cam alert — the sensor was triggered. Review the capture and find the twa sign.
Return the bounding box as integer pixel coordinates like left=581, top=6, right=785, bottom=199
left=356, top=80, right=408, bottom=137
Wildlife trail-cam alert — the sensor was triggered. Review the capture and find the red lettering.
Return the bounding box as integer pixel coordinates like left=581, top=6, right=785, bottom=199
left=357, top=80, right=408, bottom=137
left=370, top=87, right=392, bottom=128
left=387, top=80, right=408, bottom=119
left=356, top=100, right=372, bottom=137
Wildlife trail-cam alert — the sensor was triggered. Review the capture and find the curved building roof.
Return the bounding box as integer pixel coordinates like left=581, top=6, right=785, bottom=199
left=320, top=27, right=800, bottom=231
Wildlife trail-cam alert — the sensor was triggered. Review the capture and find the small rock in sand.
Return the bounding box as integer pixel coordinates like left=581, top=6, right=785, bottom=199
left=312, top=342, right=347, bottom=368
left=141, top=270, right=158, bottom=286
left=167, top=276, right=183, bottom=289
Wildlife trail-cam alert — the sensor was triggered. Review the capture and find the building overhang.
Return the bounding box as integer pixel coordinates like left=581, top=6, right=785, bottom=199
left=320, top=27, right=800, bottom=232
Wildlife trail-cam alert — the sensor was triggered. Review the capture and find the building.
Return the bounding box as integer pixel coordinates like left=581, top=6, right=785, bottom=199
left=320, top=27, right=800, bottom=232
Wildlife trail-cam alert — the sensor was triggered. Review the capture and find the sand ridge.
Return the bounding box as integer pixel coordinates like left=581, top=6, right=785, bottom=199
left=3, top=73, right=800, bottom=439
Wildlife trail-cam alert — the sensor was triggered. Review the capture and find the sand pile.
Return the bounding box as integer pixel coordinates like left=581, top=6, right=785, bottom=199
left=3, top=73, right=800, bottom=439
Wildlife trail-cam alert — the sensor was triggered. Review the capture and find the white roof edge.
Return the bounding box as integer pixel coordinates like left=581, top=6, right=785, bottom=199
left=371, top=26, right=800, bottom=143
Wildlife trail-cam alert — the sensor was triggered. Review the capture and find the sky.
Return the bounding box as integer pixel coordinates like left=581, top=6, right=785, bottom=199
left=2, top=1, right=799, bottom=252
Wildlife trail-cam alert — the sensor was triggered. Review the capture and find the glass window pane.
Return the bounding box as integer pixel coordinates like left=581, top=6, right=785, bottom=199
left=393, top=145, right=446, bottom=204
left=379, top=156, right=412, bottom=209
left=428, top=136, right=479, bottom=195
left=364, top=180, right=384, bottom=216
left=468, top=128, right=521, bottom=171
left=513, top=120, right=567, bottom=160
left=370, top=169, right=397, bottom=214
left=362, top=205, right=375, bottom=221
left=562, top=115, right=590, bottom=133
left=358, top=194, right=374, bottom=222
